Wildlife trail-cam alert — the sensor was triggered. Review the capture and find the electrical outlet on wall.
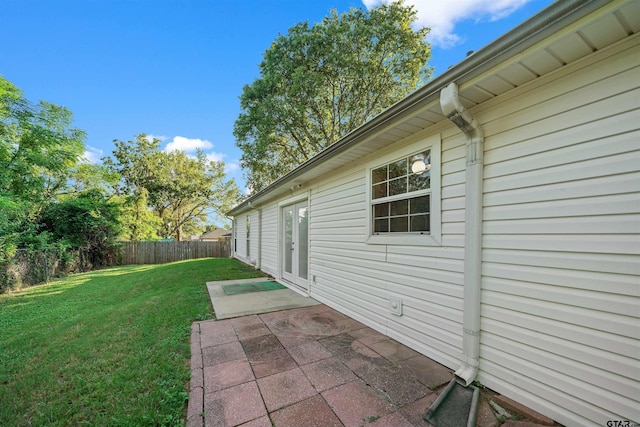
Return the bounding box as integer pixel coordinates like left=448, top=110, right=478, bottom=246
left=388, top=297, right=403, bottom=316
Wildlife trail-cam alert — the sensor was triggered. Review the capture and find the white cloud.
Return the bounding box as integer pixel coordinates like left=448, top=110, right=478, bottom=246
left=363, top=0, right=531, bottom=48
left=81, top=146, right=103, bottom=164
left=164, top=136, right=214, bottom=153
left=224, top=162, right=240, bottom=174
left=160, top=136, right=240, bottom=182
left=206, top=152, right=227, bottom=163
left=145, top=134, right=168, bottom=143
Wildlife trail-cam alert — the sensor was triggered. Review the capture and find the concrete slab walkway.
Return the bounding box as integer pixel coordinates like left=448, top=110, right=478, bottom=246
left=187, top=304, right=457, bottom=427
left=207, top=278, right=320, bottom=320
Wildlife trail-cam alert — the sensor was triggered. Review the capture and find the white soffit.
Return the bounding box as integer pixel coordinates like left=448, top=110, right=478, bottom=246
left=459, top=1, right=637, bottom=99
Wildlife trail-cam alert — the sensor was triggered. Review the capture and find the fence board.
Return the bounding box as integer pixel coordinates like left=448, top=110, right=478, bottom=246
left=120, top=240, right=231, bottom=265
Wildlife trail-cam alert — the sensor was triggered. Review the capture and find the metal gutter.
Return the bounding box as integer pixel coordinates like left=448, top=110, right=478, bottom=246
left=227, top=0, right=608, bottom=217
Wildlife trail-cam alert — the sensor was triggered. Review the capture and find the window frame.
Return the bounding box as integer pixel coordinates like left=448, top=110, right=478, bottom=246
left=365, top=133, right=441, bottom=246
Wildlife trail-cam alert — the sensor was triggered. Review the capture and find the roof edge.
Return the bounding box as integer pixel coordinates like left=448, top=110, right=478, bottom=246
left=228, top=0, right=609, bottom=217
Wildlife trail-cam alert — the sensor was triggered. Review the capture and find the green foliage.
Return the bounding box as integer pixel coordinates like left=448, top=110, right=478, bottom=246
left=234, top=1, right=431, bottom=192
left=0, top=76, right=81, bottom=255
left=67, top=162, right=120, bottom=195
left=1, top=200, right=121, bottom=291
left=105, top=134, right=240, bottom=240
left=103, top=133, right=160, bottom=194
left=0, top=76, right=85, bottom=203
left=0, top=195, right=24, bottom=262
left=0, top=243, right=72, bottom=293
left=39, top=190, right=122, bottom=267
left=115, top=188, right=163, bottom=240
left=0, top=76, right=112, bottom=291
left=0, top=258, right=265, bottom=426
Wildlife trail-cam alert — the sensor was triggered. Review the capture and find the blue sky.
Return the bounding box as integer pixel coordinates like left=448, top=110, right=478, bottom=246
left=1, top=0, right=553, bottom=195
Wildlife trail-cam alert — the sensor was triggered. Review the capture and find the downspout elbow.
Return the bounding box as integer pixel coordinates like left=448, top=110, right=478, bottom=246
left=440, top=82, right=484, bottom=166
left=440, top=82, right=484, bottom=386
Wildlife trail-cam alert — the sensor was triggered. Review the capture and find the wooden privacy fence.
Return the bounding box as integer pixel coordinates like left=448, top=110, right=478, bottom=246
left=121, top=240, right=231, bottom=265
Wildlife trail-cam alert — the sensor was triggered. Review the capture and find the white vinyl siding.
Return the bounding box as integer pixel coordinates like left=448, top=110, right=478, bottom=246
left=248, top=210, right=261, bottom=266
left=234, top=211, right=260, bottom=266
left=260, top=202, right=278, bottom=277
left=229, top=18, right=639, bottom=427
left=478, top=36, right=640, bottom=426
left=246, top=215, right=251, bottom=260
left=309, top=131, right=465, bottom=370
left=234, top=213, right=248, bottom=262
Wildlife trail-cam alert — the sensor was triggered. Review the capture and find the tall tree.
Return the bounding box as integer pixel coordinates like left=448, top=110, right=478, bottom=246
left=0, top=76, right=85, bottom=203
left=0, top=76, right=86, bottom=265
left=234, top=1, right=431, bottom=192
left=105, top=134, right=240, bottom=240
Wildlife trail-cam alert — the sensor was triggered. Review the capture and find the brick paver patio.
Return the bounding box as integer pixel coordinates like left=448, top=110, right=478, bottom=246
left=187, top=304, right=458, bottom=427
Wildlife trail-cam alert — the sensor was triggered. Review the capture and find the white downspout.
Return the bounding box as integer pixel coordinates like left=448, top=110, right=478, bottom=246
left=440, top=82, right=484, bottom=386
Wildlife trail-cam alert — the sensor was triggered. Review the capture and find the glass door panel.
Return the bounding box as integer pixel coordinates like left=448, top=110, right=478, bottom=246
left=282, top=201, right=309, bottom=291
left=283, top=207, right=293, bottom=276
left=298, top=204, right=308, bottom=280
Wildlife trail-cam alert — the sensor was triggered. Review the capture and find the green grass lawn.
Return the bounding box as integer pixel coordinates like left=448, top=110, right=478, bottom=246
left=0, top=258, right=264, bottom=426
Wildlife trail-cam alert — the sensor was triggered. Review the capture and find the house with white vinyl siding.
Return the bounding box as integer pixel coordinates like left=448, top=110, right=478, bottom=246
left=228, top=1, right=640, bottom=425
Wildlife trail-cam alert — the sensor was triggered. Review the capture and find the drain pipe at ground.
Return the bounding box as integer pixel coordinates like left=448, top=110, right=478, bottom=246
left=440, top=82, right=484, bottom=386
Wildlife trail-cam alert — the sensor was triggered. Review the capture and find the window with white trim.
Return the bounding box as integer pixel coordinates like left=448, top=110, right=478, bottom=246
left=366, top=133, right=441, bottom=246
left=371, top=149, right=431, bottom=234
